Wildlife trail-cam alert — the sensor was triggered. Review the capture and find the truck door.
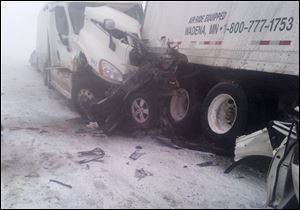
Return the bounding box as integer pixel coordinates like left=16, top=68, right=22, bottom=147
left=48, top=5, right=73, bottom=98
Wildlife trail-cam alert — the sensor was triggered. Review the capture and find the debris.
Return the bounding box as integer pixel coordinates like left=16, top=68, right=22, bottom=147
left=197, top=161, right=219, bottom=167
left=78, top=147, right=105, bottom=157
left=86, top=122, right=99, bottom=129
left=78, top=157, right=104, bottom=164
left=49, top=179, right=72, bottom=189
left=135, top=168, right=153, bottom=181
left=77, top=147, right=105, bottom=164
left=25, top=127, right=40, bottom=131
left=129, top=150, right=146, bottom=160
left=183, top=165, right=188, bottom=168
left=135, top=146, right=143, bottom=150
left=39, top=130, right=49, bottom=134
left=25, top=172, right=40, bottom=178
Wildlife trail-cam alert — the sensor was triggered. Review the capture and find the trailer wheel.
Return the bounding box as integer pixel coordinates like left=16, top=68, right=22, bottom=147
left=72, top=79, right=103, bottom=121
left=127, top=91, right=158, bottom=129
left=201, top=82, right=248, bottom=147
left=168, top=88, right=200, bottom=137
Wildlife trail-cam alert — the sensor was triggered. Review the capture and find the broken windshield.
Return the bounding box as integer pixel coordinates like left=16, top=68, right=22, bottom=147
left=68, top=2, right=143, bottom=35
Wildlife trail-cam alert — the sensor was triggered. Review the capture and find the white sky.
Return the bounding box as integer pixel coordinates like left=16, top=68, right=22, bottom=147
left=1, top=1, right=145, bottom=62
left=1, top=1, right=46, bottom=61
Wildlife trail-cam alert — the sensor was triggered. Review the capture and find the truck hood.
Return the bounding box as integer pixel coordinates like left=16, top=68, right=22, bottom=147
left=85, top=6, right=141, bottom=36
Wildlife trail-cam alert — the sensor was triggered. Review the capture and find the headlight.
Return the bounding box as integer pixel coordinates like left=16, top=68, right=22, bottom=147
left=99, top=60, right=123, bottom=83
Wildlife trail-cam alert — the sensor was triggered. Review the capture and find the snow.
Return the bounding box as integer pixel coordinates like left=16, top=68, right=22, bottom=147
left=1, top=56, right=267, bottom=208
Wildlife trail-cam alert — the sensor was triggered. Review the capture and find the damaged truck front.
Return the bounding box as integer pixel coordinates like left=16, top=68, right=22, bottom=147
left=34, top=1, right=186, bottom=132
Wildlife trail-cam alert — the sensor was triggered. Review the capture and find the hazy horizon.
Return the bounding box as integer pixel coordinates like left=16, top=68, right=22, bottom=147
left=1, top=1, right=46, bottom=62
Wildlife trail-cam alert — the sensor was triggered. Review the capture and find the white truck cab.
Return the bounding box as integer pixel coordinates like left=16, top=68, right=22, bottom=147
left=35, top=1, right=143, bottom=120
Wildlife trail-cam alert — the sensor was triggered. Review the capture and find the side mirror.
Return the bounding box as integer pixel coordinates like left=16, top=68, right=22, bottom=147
left=104, top=19, right=115, bottom=31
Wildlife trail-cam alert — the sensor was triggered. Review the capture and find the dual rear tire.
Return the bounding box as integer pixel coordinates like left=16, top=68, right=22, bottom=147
left=168, top=82, right=248, bottom=148
left=200, top=82, right=248, bottom=147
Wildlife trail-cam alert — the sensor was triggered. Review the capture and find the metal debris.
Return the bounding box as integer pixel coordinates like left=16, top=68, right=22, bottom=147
left=135, top=168, right=153, bottom=181
left=49, top=179, right=72, bottom=189
left=197, top=161, right=219, bottom=167
left=129, top=150, right=146, bottom=160
left=77, top=147, right=105, bottom=164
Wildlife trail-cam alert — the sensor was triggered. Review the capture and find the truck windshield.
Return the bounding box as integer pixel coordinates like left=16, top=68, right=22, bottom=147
left=68, top=2, right=143, bottom=35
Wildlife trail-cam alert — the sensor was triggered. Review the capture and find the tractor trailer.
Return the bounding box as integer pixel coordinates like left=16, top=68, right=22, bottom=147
left=33, top=1, right=299, bottom=148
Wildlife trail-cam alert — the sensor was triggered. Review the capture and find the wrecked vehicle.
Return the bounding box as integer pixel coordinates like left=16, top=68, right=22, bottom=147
left=33, top=1, right=299, bottom=149
left=91, top=41, right=188, bottom=133
left=33, top=1, right=187, bottom=133
left=34, top=1, right=152, bottom=127
left=227, top=107, right=299, bottom=208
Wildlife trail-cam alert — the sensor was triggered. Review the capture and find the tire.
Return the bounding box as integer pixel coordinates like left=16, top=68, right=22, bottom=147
left=72, top=78, right=104, bottom=121
left=168, top=87, right=201, bottom=137
left=200, top=82, right=248, bottom=148
left=126, top=91, right=158, bottom=130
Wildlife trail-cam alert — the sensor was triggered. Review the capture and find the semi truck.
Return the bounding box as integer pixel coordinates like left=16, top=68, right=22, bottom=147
left=34, top=1, right=145, bottom=121
left=33, top=1, right=299, bottom=148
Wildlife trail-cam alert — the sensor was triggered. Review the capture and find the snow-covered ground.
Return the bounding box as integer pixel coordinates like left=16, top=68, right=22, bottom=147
left=1, top=57, right=267, bottom=209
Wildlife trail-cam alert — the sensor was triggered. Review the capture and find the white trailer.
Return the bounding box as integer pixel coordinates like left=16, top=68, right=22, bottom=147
left=142, top=1, right=299, bottom=147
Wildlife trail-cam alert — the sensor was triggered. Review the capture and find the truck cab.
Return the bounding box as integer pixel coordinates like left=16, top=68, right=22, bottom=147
left=35, top=1, right=143, bottom=120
